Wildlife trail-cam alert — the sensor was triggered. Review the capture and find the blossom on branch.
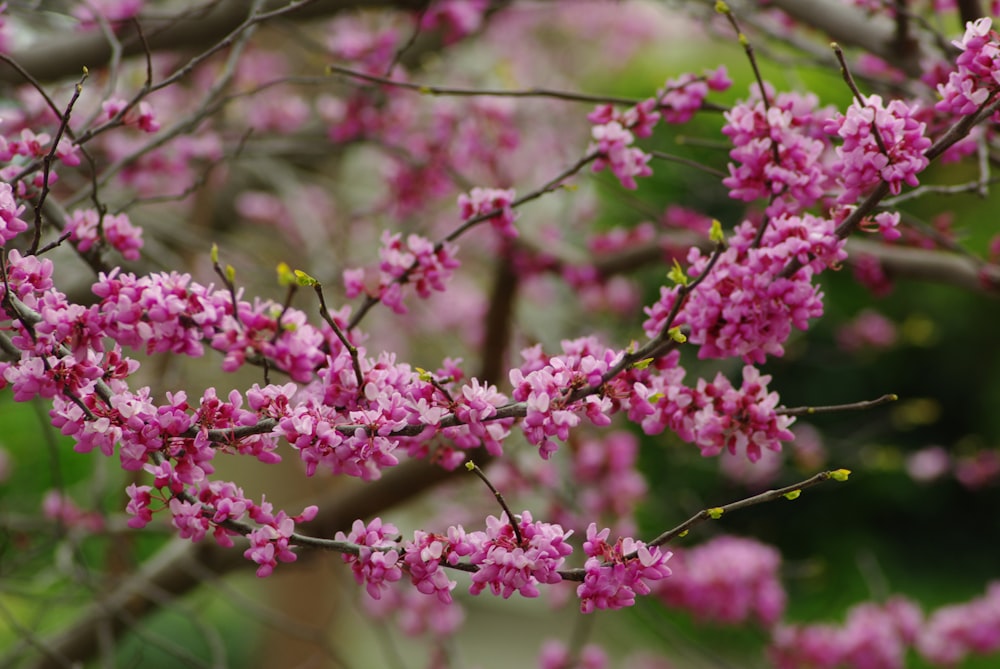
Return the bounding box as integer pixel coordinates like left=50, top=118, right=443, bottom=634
left=827, top=94, right=931, bottom=202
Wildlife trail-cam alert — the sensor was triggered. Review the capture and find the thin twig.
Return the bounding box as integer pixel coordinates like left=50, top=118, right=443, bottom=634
left=778, top=393, right=898, bottom=417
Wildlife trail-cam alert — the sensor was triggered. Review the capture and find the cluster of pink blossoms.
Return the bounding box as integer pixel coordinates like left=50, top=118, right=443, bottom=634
left=577, top=524, right=672, bottom=613
left=66, top=208, right=144, bottom=260
left=0, top=181, right=27, bottom=244
left=936, top=18, right=1000, bottom=116
left=673, top=365, right=794, bottom=462
left=458, top=186, right=519, bottom=238
left=344, top=231, right=460, bottom=314
left=918, top=581, right=1000, bottom=665
left=468, top=510, right=573, bottom=598
left=658, top=66, right=732, bottom=124
left=338, top=513, right=574, bottom=604
left=101, top=97, right=160, bottom=133
left=588, top=119, right=653, bottom=190
left=826, top=94, right=931, bottom=202
left=644, top=214, right=846, bottom=364
left=771, top=598, right=922, bottom=669
left=336, top=517, right=405, bottom=599
left=509, top=338, right=619, bottom=459
left=0, top=121, right=80, bottom=198
left=722, top=88, right=836, bottom=217
left=658, top=535, right=785, bottom=626
left=560, top=431, right=647, bottom=535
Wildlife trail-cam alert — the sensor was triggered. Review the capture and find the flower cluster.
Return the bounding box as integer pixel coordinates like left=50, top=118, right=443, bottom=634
left=770, top=598, right=922, bottom=669
left=936, top=18, right=1000, bottom=116
left=0, top=123, right=80, bottom=196
left=643, top=215, right=845, bottom=364
left=336, top=518, right=403, bottom=599
left=658, top=66, right=731, bottom=124
left=588, top=117, right=653, bottom=190
left=0, top=181, right=27, bottom=244
left=419, top=0, right=489, bottom=44
left=677, top=365, right=795, bottom=462
left=509, top=338, right=619, bottom=459
left=101, top=97, right=160, bottom=133
left=458, top=186, right=519, bottom=238
left=577, top=524, right=672, bottom=613
left=438, top=377, right=513, bottom=466
left=66, top=208, right=144, bottom=260
left=344, top=231, right=460, bottom=314
left=722, top=88, right=836, bottom=216
left=827, top=94, right=931, bottom=202
left=559, top=431, right=647, bottom=535
left=467, top=511, right=573, bottom=599
left=658, top=535, right=785, bottom=626
left=918, top=581, right=1000, bottom=664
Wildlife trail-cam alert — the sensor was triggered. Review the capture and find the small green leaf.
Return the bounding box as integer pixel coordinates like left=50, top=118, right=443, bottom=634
left=225, top=264, right=236, bottom=283
left=465, top=461, right=476, bottom=471
left=210, top=243, right=219, bottom=264
left=784, top=490, right=801, bottom=501
left=415, top=367, right=433, bottom=382
left=831, top=469, right=852, bottom=482
left=276, top=262, right=295, bottom=287
left=678, top=529, right=689, bottom=538
left=709, top=219, right=725, bottom=244
left=707, top=507, right=724, bottom=519
left=293, top=270, right=318, bottom=287
left=668, top=327, right=687, bottom=344
left=667, top=259, right=689, bottom=286
left=633, top=358, right=654, bottom=370
left=715, top=1, right=730, bottom=13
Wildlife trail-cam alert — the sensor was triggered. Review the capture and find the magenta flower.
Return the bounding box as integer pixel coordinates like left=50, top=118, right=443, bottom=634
left=936, top=18, right=1000, bottom=116
left=458, top=187, right=519, bottom=238
left=467, top=510, right=573, bottom=599
left=827, top=94, right=931, bottom=202
left=658, top=535, right=785, bottom=626
left=0, top=182, right=27, bottom=245
left=576, top=524, right=671, bottom=613
left=336, top=518, right=403, bottom=598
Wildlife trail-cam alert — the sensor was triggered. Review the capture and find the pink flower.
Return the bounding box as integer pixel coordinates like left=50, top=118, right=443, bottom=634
left=458, top=187, right=519, bottom=238
left=772, top=598, right=922, bottom=669
left=722, top=89, right=835, bottom=216
left=936, top=18, right=1000, bottom=116
left=589, top=121, right=652, bottom=190
left=467, top=510, right=573, bottom=599
left=576, top=524, right=672, bottom=613
left=335, top=518, right=403, bottom=598
left=659, top=535, right=784, bottom=626
left=918, top=583, right=1000, bottom=665
left=827, top=95, right=931, bottom=202
left=67, top=208, right=144, bottom=260
left=644, top=215, right=844, bottom=365
left=0, top=181, right=27, bottom=245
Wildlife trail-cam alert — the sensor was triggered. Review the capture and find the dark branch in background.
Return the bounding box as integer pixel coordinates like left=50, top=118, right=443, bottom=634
left=0, top=0, right=435, bottom=85
left=761, top=0, right=930, bottom=77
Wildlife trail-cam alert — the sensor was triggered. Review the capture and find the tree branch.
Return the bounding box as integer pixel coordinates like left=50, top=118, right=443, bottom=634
left=760, top=0, right=929, bottom=77
left=0, top=0, right=430, bottom=85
